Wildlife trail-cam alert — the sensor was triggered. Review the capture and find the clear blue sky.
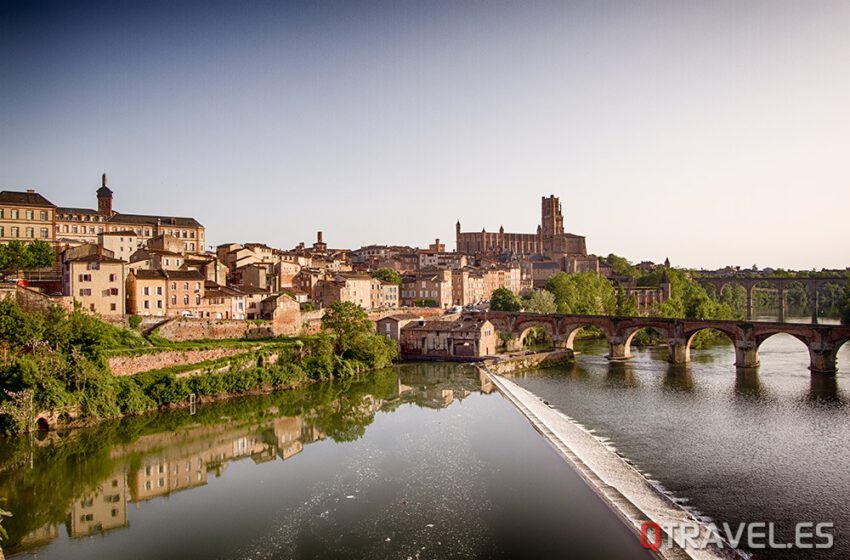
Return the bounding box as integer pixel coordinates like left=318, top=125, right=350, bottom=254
left=1, top=0, right=848, bottom=270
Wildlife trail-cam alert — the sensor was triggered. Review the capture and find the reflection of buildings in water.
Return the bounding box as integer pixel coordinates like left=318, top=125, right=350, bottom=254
left=478, top=368, right=495, bottom=394
left=67, top=471, right=128, bottom=538
left=132, top=456, right=207, bottom=501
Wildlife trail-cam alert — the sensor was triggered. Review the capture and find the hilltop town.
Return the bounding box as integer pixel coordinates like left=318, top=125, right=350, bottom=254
left=0, top=174, right=684, bottom=358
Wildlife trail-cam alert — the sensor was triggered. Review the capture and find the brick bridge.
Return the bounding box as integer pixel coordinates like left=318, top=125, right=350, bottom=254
left=695, top=275, right=847, bottom=323
left=472, top=311, right=850, bottom=374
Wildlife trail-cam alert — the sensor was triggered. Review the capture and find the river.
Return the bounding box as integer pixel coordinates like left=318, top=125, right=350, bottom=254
left=0, top=363, right=653, bottom=560
left=507, top=314, right=850, bottom=560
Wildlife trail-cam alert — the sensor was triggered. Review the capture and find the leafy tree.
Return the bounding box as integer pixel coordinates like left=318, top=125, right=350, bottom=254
left=0, top=240, right=54, bottom=275
left=545, top=272, right=616, bottom=315
left=321, top=301, right=373, bottom=354
left=413, top=299, right=437, bottom=308
left=840, top=285, right=850, bottom=325
left=615, top=286, right=639, bottom=316
left=490, top=287, right=522, bottom=312
left=370, top=267, right=402, bottom=285
left=523, top=289, right=557, bottom=314
left=606, top=254, right=637, bottom=278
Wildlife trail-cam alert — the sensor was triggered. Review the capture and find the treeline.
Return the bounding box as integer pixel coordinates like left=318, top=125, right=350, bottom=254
left=0, top=300, right=397, bottom=434
left=0, top=240, right=54, bottom=275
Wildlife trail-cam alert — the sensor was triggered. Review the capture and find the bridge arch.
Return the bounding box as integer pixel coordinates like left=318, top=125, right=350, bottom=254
left=36, top=417, right=49, bottom=432
left=517, top=323, right=555, bottom=348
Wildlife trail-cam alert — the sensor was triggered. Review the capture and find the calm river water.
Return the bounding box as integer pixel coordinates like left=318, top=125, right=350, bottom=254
left=509, top=316, right=850, bottom=560
left=0, top=363, right=652, bottom=560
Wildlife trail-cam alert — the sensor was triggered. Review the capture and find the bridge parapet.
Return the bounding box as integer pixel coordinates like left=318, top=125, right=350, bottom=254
left=471, top=311, right=850, bottom=375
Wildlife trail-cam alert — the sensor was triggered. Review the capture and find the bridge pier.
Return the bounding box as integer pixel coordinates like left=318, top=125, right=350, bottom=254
left=667, top=342, right=690, bottom=365
left=745, top=285, right=754, bottom=321
left=607, top=340, right=631, bottom=361
left=734, top=342, right=760, bottom=369
left=809, top=346, right=838, bottom=375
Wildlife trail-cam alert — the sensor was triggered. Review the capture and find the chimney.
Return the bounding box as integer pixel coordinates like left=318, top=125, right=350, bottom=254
left=26, top=189, right=35, bottom=193
left=102, top=173, right=108, bottom=189
left=317, top=231, right=323, bottom=244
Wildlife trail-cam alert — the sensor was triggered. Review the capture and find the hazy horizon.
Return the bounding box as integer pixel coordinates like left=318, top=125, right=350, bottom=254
left=2, top=0, right=848, bottom=270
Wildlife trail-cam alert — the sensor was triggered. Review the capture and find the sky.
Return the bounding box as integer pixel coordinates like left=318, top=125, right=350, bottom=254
left=1, top=0, right=848, bottom=270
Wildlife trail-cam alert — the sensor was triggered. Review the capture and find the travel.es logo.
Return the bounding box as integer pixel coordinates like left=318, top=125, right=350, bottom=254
left=640, top=520, right=834, bottom=552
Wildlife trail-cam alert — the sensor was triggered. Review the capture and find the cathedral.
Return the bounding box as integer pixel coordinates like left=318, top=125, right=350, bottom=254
left=455, top=195, right=587, bottom=257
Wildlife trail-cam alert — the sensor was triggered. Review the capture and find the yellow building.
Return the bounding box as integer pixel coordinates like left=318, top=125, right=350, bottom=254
left=62, top=252, right=126, bottom=317
left=0, top=190, right=56, bottom=245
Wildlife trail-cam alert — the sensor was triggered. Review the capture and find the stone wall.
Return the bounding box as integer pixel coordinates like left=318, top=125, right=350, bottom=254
left=15, top=285, right=73, bottom=313
left=154, top=317, right=277, bottom=342
left=482, top=349, right=574, bottom=374
left=108, top=347, right=257, bottom=376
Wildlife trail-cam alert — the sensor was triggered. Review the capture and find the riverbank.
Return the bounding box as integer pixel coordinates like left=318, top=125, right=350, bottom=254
left=484, top=369, right=738, bottom=560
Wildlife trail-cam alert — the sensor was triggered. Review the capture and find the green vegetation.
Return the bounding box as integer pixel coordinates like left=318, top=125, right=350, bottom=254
left=490, top=287, right=522, bottom=312
left=604, top=253, right=638, bottom=278
left=522, top=289, right=557, bottom=314
left=412, top=299, right=438, bottom=307
left=545, top=272, right=617, bottom=315
left=0, top=299, right=397, bottom=434
left=840, top=285, right=850, bottom=325
left=369, top=267, right=402, bottom=285
left=0, top=240, right=54, bottom=276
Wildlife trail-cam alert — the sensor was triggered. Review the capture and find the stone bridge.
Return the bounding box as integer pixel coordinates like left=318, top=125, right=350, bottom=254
left=472, top=311, right=850, bottom=374
left=695, top=275, right=847, bottom=323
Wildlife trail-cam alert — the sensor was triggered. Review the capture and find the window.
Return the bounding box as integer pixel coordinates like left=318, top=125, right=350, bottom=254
left=183, top=295, right=189, bottom=305
left=143, top=287, right=150, bottom=295
left=40, top=211, right=48, bottom=221
left=79, top=288, right=92, bottom=296
left=79, top=273, right=92, bottom=282
left=25, top=210, right=33, bottom=220
left=156, top=300, right=163, bottom=309
left=183, top=282, right=189, bottom=290
left=143, top=300, right=150, bottom=309
left=195, top=295, right=201, bottom=305
left=170, top=282, right=176, bottom=290
left=0, top=227, right=3, bottom=237
left=0, top=209, right=3, bottom=219
left=110, top=303, right=117, bottom=311
left=11, top=209, right=18, bottom=219
left=108, top=273, right=116, bottom=282
left=171, top=296, right=176, bottom=305
left=109, top=288, right=119, bottom=295
left=156, top=286, right=163, bottom=295
left=11, top=227, right=19, bottom=238
left=40, top=228, right=48, bottom=238
left=195, top=282, right=201, bottom=291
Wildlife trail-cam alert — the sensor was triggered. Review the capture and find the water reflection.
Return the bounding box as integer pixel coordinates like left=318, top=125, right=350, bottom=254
left=806, top=374, right=844, bottom=406
left=0, top=365, right=489, bottom=556
left=604, top=362, right=639, bottom=389
left=661, top=366, right=695, bottom=393
left=733, top=369, right=762, bottom=399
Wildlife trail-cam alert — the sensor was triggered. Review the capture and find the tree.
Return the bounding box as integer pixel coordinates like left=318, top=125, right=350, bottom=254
left=606, top=254, right=637, bottom=278
left=523, top=289, right=557, bottom=314
left=490, top=287, right=522, bottom=312
left=615, top=286, right=639, bottom=316
left=545, top=272, right=616, bottom=315
left=840, top=285, right=850, bottom=325
left=0, top=240, right=54, bottom=275
left=321, top=301, right=373, bottom=354
left=370, top=267, right=402, bottom=285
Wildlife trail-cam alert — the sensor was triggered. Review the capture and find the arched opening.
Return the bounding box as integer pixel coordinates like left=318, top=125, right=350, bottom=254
left=685, top=328, right=736, bottom=365
left=780, top=281, right=810, bottom=322
left=753, top=332, right=811, bottom=374
left=36, top=417, right=49, bottom=432
left=816, top=281, right=846, bottom=323
left=564, top=324, right=609, bottom=355
left=837, top=338, right=850, bottom=374
left=517, top=323, right=555, bottom=350
left=623, top=327, right=668, bottom=360
left=519, top=326, right=552, bottom=349
left=751, top=280, right=782, bottom=321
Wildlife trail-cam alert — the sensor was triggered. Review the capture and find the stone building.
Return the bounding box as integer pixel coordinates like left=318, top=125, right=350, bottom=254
left=126, top=269, right=168, bottom=316
left=62, top=252, right=126, bottom=317
left=316, top=272, right=373, bottom=309
left=399, top=317, right=498, bottom=358
left=375, top=313, right=421, bottom=349
left=455, top=195, right=597, bottom=272
left=400, top=269, right=453, bottom=309
left=55, top=174, right=205, bottom=253
left=0, top=190, right=56, bottom=245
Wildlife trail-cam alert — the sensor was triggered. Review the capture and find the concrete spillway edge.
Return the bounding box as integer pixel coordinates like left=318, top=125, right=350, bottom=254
left=483, top=368, right=744, bottom=560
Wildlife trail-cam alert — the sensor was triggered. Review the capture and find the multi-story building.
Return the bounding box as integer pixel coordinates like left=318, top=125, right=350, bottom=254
left=62, top=252, right=126, bottom=317
left=0, top=190, right=56, bottom=246
left=126, top=269, right=168, bottom=316
left=55, top=174, right=205, bottom=253
left=375, top=313, right=421, bottom=349
left=98, top=230, right=142, bottom=261
left=399, top=317, right=498, bottom=358
left=400, top=269, right=453, bottom=308
left=316, top=272, right=373, bottom=309
left=370, top=278, right=400, bottom=309
left=451, top=268, right=486, bottom=306
left=164, top=270, right=205, bottom=317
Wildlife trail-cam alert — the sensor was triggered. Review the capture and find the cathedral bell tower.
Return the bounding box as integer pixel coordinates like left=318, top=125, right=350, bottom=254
left=97, top=173, right=114, bottom=216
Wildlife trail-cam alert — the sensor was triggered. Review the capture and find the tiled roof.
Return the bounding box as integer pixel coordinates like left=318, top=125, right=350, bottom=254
left=132, top=269, right=167, bottom=280
left=67, top=253, right=124, bottom=264
left=110, top=212, right=202, bottom=228
left=163, top=270, right=205, bottom=281
left=0, top=190, right=56, bottom=207
left=401, top=318, right=487, bottom=333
